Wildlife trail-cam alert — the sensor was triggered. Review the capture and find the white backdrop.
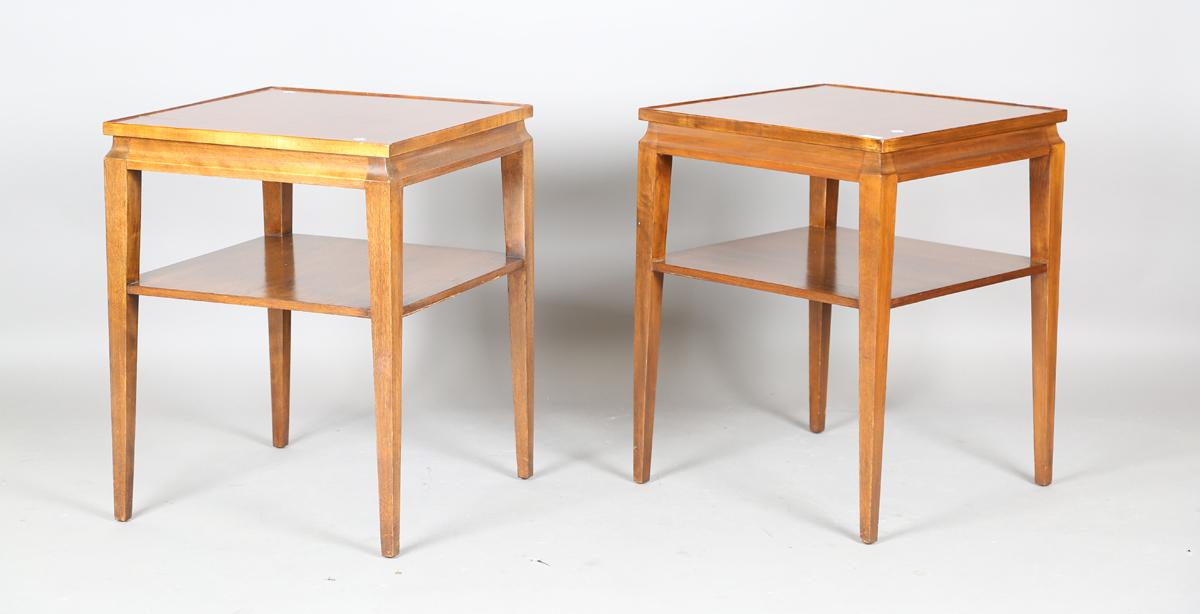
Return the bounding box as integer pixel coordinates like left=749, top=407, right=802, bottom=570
left=3, top=0, right=1197, bottom=357
left=2, top=1, right=1198, bottom=611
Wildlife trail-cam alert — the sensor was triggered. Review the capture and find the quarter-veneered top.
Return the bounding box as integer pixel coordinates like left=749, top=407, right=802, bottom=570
left=640, top=85, right=1065, bottom=152
left=104, top=87, right=532, bottom=157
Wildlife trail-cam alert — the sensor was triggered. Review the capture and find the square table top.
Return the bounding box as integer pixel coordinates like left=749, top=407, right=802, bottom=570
left=104, top=87, right=532, bottom=157
left=640, top=84, right=1065, bottom=153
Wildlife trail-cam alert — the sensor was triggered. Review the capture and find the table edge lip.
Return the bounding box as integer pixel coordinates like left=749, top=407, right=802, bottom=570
left=102, top=86, right=533, bottom=156
left=638, top=83, right=1066, bottom=152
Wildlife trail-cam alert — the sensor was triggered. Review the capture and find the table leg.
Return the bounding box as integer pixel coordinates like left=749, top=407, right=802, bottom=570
left=633, top=142, right=672, bottom=483
left=263, top=182, right=293, bottom=448
left=857, top=173, right=897, bottom=544
left=808, top=177, right=840, bottom=433
left=266, top=311, right=291, bottom=447
left=105, top=154, right=141, bottom=522
left=503, top=141, right=535, bottom=479
left=366, top=179, right=403, bottom=557
left=808, top=301, right=833, bottom=433
left=1030, top=133, right=1065, bottom=486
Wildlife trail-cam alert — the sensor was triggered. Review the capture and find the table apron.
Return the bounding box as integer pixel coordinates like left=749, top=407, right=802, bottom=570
left=392, top=122, right=531, bottom=186
left=650, top=123, right=868, bottom=182
left=111, top=123, right=532, bottom=190
left=646, top=123, right=1056, bottom=183
left=885, top=126, right=1055, bottom=181
left=113, top=137, right=386, bottom=189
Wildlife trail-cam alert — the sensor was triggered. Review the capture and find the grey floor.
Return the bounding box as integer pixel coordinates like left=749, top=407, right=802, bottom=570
left=2, top=279, right=1197, bottom=613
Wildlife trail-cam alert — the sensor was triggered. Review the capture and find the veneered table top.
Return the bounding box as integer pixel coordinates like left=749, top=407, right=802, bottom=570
left=640, top=85, right=1065, bottom=152
left=104, top=87, right=532, bottom=157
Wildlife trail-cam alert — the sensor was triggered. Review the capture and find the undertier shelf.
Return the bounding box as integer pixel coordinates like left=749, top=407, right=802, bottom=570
left=654, top=226, right=1044, bottom=308
left=130, top=234, right=521, bottom=317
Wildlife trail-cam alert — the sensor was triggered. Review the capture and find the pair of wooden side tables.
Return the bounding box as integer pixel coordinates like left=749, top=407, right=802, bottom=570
left=103, top=85, right=1064, bottom=557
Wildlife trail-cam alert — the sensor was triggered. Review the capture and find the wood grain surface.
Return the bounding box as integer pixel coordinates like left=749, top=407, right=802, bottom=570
left=632, top=137, right=673, bottom=484
left=1030, top=130, right=1065, bottom=487
left=105, top=87, right=532, bottom=157
left=641, top=84, right=1065, bottom=153
left=807, top=177, right=839, bottom=434
left=365, top=180, right=404, bottom=558
left=856, top=174, right=898, bottom=545
left=104, top=153, right=141, bottom=523
left=655, top=226, right=1044, bottom=308
left=130, top=235, right=520, bottom=317
left=263, top=181, right=293, bottom=449
left=502, top=139, right=535, bottom=479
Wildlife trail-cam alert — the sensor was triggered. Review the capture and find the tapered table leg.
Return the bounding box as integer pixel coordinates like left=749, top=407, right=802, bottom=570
left=633, top=140, right=673, bottom=484
left=366, top=179, right=404, bottom=558
left=808, top=302, right=832, bottom=432
left=857, top=173, right=897, bottom=544
left=105, top=153, right=141, bottom=522
left=267, top=309, right=291, bottom=448
left=263, top=181, right=293, bottom=448
left=807, top=177, right=839, bottom=433
left=1030, top=132, right=1064, bottom=486
left=503, top=139, right=535, bottom=479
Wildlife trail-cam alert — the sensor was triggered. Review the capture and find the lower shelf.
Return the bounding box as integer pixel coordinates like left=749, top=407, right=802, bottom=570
left=130, top=234, right=521, bottom=317
left=654, top=226, right=1045, bottom=308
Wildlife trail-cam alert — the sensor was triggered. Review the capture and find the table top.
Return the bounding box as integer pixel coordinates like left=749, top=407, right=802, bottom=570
left=640, top=85, right=1065, bottom=152
left=104, top=87, right=532, bottom=156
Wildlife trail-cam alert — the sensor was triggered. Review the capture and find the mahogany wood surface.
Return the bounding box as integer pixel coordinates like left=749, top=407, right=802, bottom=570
left=633, top=85, right=1066, bottom=546
left=129, top=235, right=520, bottom=318
left=655, top=227, right=1045, bottom=308
left=104, top=87, right=532, bottom=157
left=641, top=84, right=1065, bottom=153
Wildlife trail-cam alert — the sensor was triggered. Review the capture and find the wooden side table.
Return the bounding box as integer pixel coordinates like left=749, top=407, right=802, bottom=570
left=632, top=85, right=1065, bottom=543
left=103, top=87, right=535, bottom=557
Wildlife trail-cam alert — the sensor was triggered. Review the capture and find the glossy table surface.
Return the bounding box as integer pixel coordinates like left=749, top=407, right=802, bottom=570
left=641, top=84, right=1066, bottom=152
left=103, top=87, right=532, bottom=156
